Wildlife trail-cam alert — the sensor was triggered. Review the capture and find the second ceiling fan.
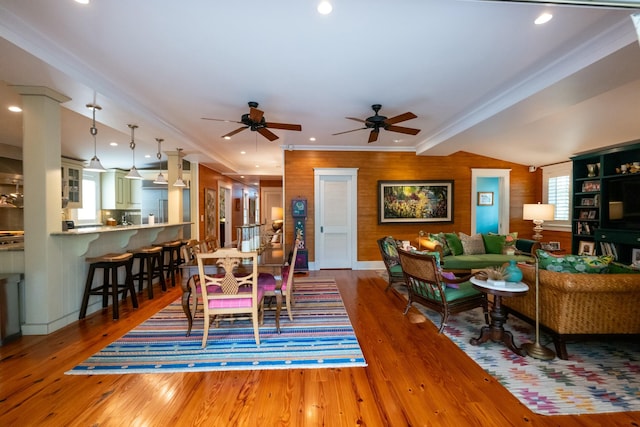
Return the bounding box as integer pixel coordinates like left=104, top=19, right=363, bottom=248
left=333, top=104, right=420, bottom=143
left=202, top=101, right=302, bottom=142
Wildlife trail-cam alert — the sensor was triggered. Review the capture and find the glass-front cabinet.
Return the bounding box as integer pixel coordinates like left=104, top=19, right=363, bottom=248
left=61, top=158, right=83, bottom=209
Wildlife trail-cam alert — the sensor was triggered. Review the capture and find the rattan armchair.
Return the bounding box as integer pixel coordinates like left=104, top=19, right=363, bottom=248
left=398, top=248, right=488, bottom=333
left=377, top=236, right=405, bottom=291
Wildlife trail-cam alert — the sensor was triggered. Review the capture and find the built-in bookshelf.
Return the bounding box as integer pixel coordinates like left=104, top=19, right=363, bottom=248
left=571, top=140, right=640, bottom=264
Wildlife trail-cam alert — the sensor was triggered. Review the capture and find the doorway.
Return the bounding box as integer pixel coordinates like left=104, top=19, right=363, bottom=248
left=313, top=168, right=358, bottom=269
left=471, top=168, right=511, bottom=235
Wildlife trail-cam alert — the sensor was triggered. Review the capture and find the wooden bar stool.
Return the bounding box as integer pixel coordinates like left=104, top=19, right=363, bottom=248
left=79, top=252, right=138, bottom=320
left=161, top=240, right=183, bottom=287
left=129, top=246, right=166, bottom=299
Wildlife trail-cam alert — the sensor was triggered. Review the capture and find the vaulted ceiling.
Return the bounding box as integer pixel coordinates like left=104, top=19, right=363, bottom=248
left=1, top=1, right=639, bottom=182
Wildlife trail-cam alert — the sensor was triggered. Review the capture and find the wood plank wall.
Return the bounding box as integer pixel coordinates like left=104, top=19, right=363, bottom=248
left=283, top=150, right=571, bottom=262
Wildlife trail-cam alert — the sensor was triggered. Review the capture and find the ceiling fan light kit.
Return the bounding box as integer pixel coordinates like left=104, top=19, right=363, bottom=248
left=84, top=103, right=106, bottom=172
left=202, top=101, right=302, bottom=141
left=333, top=104, right=421, bottom=143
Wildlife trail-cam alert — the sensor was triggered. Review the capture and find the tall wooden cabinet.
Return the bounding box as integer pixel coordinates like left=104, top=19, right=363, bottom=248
left=571, top=141, right=640, bottom=264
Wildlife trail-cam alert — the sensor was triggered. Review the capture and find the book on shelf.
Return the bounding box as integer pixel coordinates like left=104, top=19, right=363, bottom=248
left=599, top=242, right=619, bottom=260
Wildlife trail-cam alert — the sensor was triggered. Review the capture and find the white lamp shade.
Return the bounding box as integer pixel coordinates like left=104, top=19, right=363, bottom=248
left=125, top=166, right=143, bottom=179
left=153, top=172, right=168, bottom=185
left=84, top=156, right=106, bottom=172
left=523, top=203, right=555, bottom=221
left=173, top=177, right=186, bottom=187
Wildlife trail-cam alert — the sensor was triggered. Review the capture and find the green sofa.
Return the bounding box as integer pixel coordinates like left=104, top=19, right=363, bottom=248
left=416, top=232, right=539, bottom=273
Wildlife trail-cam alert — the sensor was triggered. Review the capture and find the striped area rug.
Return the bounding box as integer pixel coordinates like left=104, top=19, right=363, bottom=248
left=390, top=280, right=640, bottom=416
left=66, top=277, right=366, bottom=374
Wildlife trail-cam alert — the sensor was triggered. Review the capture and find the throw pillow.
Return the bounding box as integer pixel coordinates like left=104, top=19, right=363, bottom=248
left=440, top=270, right=460, bottom=289
left=536, top=249, right=613, bottom=273
left=482, top=234, right=506, bottom=254
left=445, top=232, right=464, bottom=256
left=429, top=232, right=451, bottom=256
left=459, top=232, right=486, bottom=255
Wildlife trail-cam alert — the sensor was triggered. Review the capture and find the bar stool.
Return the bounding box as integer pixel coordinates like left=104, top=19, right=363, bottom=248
left=79, top=252, right=138, bottom=320
left=129, top=246, right=166, bottom=299
left=161, top=240, right=183, bottom=287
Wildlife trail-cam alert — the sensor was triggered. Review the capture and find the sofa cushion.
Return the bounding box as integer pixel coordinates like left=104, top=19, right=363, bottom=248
left=429, top=232, right=451, bottom=256
left=443, top=254, right=532, bottom=271
left=459, top=232, right=486, bottom=255
left=536, top=249, right=614, bottom=273
left=482, top=234, right=506, bottom=254
left=445, top=232, right=463, bottom=256
left=608, top=262, right=640, bottom=274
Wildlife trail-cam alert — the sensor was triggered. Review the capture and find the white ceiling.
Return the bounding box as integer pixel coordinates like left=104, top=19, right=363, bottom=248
left=1, top=1, right=640, bottom=182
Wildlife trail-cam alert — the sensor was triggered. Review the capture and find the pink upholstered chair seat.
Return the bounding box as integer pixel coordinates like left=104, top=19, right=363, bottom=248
left=205, top=284, right=266, bottom=309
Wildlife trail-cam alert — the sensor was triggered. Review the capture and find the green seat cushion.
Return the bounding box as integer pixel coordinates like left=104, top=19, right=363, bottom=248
left=443, top=280, right=482, bottom=301
left=536, top=249, right=613, bottom=273
left=389, top=264, right=404, bottom=276
left=442, top=254, right=532, bottom=271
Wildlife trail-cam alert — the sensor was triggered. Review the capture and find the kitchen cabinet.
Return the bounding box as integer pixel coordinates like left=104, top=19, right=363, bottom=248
left=101, top=170, right=142, bottom=210
left=61, top=158, right=83, bottom=209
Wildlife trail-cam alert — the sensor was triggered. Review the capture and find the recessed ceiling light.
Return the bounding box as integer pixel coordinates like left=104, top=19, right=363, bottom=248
left=75, top=0, right=90, bottom=4
left=255, top=165, right=260, bottom=168
left=224, top=136, right=231, bottom=140
left=144, top=154, right=151, bottom=158
left=317, top=1, right=332, bottom=15
left=240, top=175, right=245, bottom=178
left=110, top=142, right=118, bottom=146
left=240, top=151, right=246, bottom=154
left=535, top=13, right=553, bottom=25
left=8, top=106, right=22, bottom=113
left=309, top=137, right=316, bottom=142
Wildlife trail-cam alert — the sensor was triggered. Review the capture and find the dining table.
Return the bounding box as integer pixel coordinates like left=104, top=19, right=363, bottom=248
left=178, top=245, right=285, bottom=336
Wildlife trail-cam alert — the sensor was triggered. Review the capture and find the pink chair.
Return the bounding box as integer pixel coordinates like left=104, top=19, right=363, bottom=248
left=260, top=240, right=299, bottom=323
left=196, top=248, right=265, bottom=347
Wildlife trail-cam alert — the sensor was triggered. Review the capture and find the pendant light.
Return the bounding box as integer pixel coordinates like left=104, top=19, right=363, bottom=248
left=173, top=147, right=186, bottom=187
left=125, top=124, right=143, bottom=179
left=84, top=103, right=106, bottom=172
left=153, top=138, right=168, bottom=185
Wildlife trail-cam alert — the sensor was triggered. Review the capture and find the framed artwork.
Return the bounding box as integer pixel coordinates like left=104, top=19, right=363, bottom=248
left=204, top=188, right=216, bottom=239
left=578, top=240, right=595, bottom=256
left=477, top=191, right=493, bottom=206
left=378, top=180, right=453, bottom=224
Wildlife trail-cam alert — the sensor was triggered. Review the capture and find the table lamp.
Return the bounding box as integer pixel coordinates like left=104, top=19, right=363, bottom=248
left=522, top=203, right=555, bottom=241
left=271, top=207, right=283, bottom=232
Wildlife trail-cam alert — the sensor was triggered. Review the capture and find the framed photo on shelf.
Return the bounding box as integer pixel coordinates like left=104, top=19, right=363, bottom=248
left=578, top=240, right=595, bottom=256
left=581, top=198, right=595, bottom=206
left=579, top=210, right=589, bottom=219
left=588, top=210, right=597, bottom=219
left=477, top=191, right=493, bottom=206
left=632, top=248, right=640, bottom=266
left=581, top=181, right=600, bottom=192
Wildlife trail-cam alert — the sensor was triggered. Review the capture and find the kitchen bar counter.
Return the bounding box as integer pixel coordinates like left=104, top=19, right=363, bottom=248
left=51, top=222, right=191, bottom=235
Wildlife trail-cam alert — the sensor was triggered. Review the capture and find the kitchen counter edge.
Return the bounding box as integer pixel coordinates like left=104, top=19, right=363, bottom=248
left=51, top=222, right=192, bottom=236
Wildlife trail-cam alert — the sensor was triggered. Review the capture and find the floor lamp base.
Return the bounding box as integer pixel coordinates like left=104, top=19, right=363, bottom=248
left=522, top=341, right=555, bottom=360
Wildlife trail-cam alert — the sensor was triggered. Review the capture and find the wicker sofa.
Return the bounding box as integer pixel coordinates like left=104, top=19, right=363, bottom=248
left=503, top=264, right=640, bottom=359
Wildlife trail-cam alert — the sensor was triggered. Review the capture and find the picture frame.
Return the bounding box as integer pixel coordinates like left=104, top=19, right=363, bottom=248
left=204, top=188, right=216, bottom=240
left=632, top=248, right=640, bottom=266
left=588, top=210, right=597, bottom=219
left=578, top=240, right=595, bottom=256
left=477, top=191, right=493, bottom=206
left=548, top=241, right=560, bottom=250
left=581, top=198, right=595, bottom=206
left=378, top=180, right=453, bottom=224
left=579, top=210, right=589, bottom=219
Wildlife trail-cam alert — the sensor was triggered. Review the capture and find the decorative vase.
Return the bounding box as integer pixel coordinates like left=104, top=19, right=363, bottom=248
left=586, top=164, right=597, bottom=177
left=505, top=259, right=523, bottom=283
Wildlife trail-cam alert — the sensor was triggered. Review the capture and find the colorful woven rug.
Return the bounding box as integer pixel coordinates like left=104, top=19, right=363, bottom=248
left=66, top=277, right=366, bottom=375
left=389, top=280, right=640, bottom=416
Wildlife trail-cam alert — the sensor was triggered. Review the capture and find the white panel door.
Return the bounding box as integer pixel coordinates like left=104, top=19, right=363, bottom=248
left=314, top=168, right=358, bottom=269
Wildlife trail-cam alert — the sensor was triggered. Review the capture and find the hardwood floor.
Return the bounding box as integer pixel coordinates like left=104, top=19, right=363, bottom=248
left=1, top=270, right=638, bottom=426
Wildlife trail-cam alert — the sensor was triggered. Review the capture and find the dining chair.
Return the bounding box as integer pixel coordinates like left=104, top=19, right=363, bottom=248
left=261, top=239, right=299, bottom=321
left=196, top=248, right=265, bottom=347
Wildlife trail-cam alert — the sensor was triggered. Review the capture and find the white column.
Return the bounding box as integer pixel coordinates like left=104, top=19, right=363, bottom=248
left=166, top=150, right=183, bottom=224
left=15, top=86, right=71, bottom=334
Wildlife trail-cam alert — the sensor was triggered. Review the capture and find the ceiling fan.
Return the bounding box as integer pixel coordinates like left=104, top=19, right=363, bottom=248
left=332, top=104, right=420, bottom=143
left=202, top=101, right=302, bottom=142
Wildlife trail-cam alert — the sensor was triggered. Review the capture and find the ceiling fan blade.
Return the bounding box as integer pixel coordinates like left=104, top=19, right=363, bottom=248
left=202, top=117, right=242, bottom=124
left=257, top=127, right=279, bottom=141
left=249, top=107, right=264, bottom=123
left=265, top=122, right=302, bottom=131
left=384, top=112, right=417, bottom=125
left=346, top=117, right=367, bottom=123
left=385, top=125, right=421, bottom=135
left=221, top=127, right=248, bottom=138
left=368, top=130, right=379, bottom=143
left=332, top=127, right=367, bottom=136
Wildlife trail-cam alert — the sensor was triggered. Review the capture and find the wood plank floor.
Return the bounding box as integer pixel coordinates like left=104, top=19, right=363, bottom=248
left=1, top=270, right=638, bottom=426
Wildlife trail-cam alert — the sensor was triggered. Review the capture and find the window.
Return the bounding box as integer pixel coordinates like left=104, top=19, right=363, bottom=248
left=76, top=171, right=101, bottom=225
left=542, top=162, right=572, bottom=231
